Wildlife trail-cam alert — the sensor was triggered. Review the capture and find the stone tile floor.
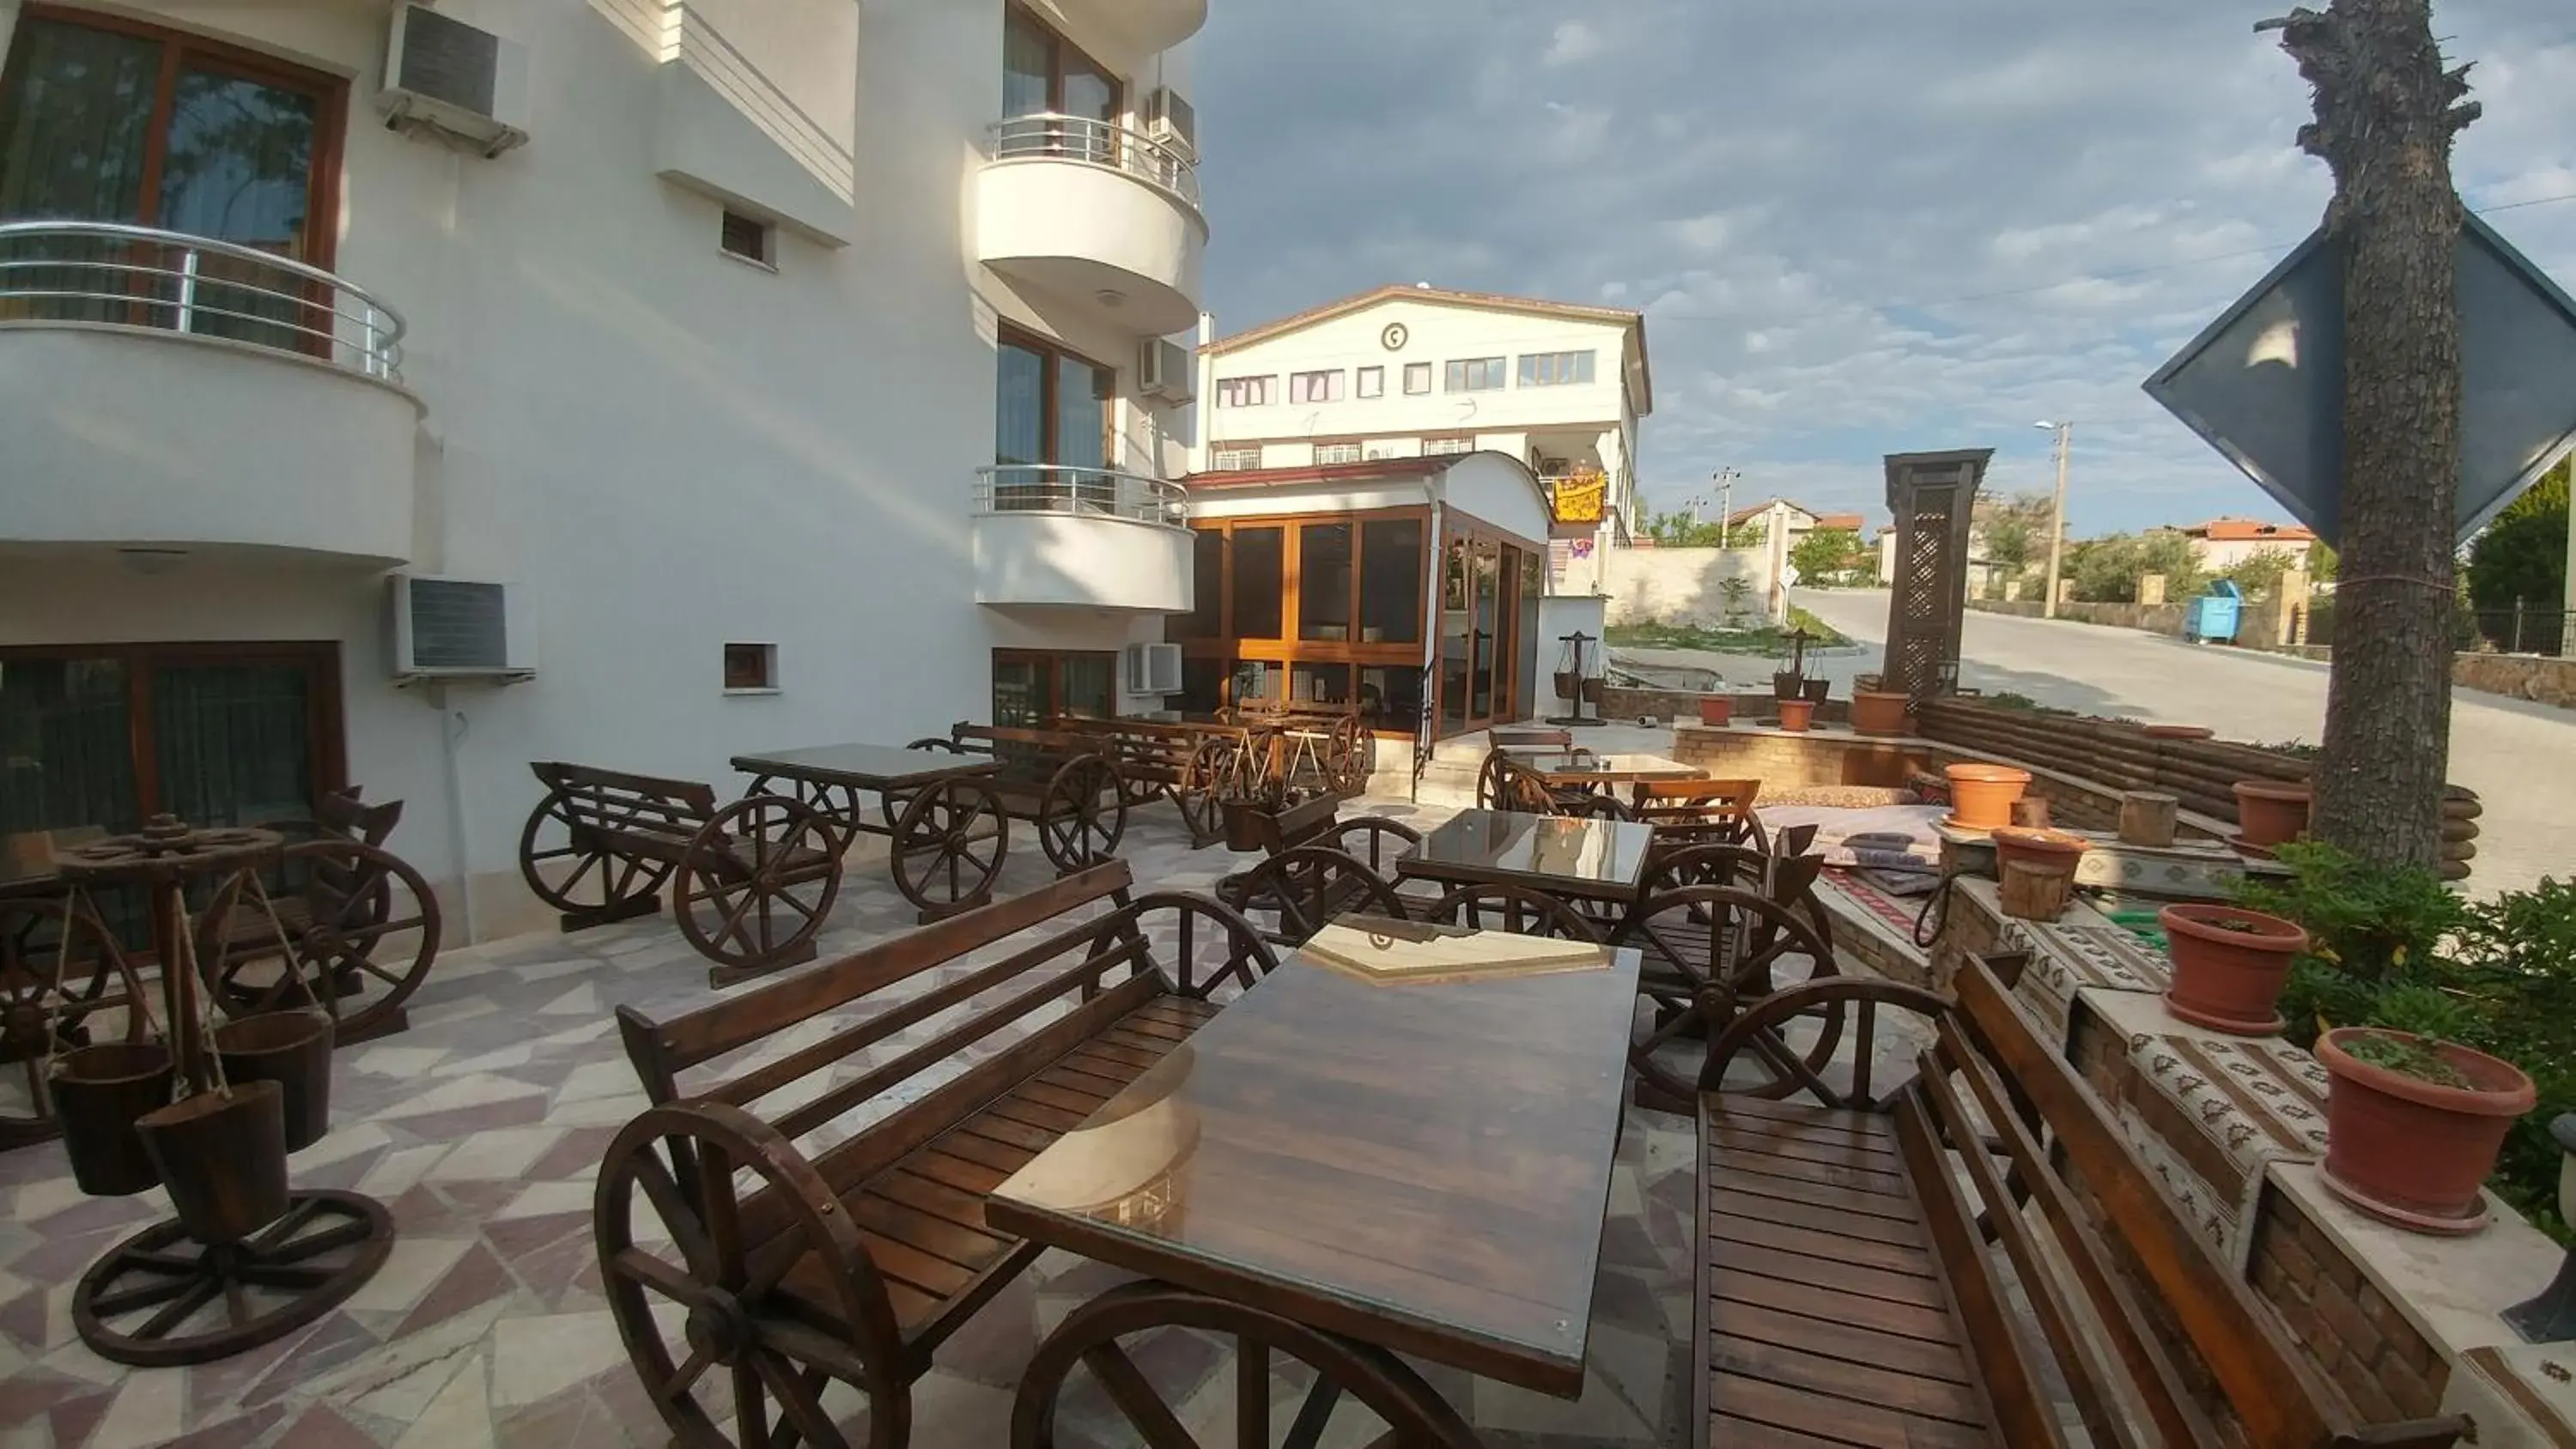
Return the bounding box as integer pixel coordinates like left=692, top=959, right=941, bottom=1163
left=0, top=797, right=1708, bottom=1449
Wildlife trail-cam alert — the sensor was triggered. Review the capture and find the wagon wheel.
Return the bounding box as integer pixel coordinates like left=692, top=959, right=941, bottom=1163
left=1013, top=1279, right=1479, bottom=1449
left=195, top=841, right=442, bottom=1044
left=882, top=738, right=970, bottom=834
left=75, top=1191, right=392, bottom=1368
left=1215, top=846, right=1406, bottom=949
left=1093, top=892, right=1282, bottom=1003
left=743, top=775, right=860, bottom=854
left=1036, top=755, right=1127, bottom=875
left=1427, top=882, right=1607, bottom=942
left=1175, top=737, right=1237, bottom=846
left=598, top=1103, right=911, bottom=1449
left=890, top=777, right=1007, bottom=918
left=1616, top=885, right=1843, bottom=1113
left=1318, top=816, right=1421, bottom=876
left=675, top=797, right=843, bottom=978
left=0, top=893, right=152, bottom=1149
left=521, top=786, right=673, bottom=918
left=1704, top=977, right=1960, bottom=1113
left=1474, top=749, right=1513, bottom=810
left=1322, top=716, right=1371, bottom=795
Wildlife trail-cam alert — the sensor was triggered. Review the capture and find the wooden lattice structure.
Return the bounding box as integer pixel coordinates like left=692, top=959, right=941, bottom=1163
left=1880, top=448, right=1992, bottom=697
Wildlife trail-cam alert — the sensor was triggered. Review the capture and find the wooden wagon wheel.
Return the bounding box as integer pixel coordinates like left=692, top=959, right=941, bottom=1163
left=1318, top=816, right=1421, bottom=876
left=1617, top=885, right=1843, bottom=1113
left=1175, top=737, right=1237, bottom=845
left=520, top=786, right=673, bottom=918
left=73, top=1190, right=392, bottom=1367
left=1035, top=755, right=1127, bottom=875
left=882, top=738, right=970, bottom=834
left=1703, top=977, right=1960, bottom=1112
left=597, top=1102, right=911, bottom=1449
left=890, top=776, right=1008, bottom=919
left=1012, top=1279, right=1479, bottom=1449
left=1474, top=749, right=1513, bottom=809
left=1322, top=715, right=1371, bottom=795
left=1427, top=882, right=1607, bottom=942
left=0, top=893, right=152, bottom=1149
left=674, top=797, right=843, bottom=979
left=742, top=774, right=862, bottom=853
left=1215, top=846, right=1406, bottom=948
left=1093, top=892, right=1282, bottom=1003
left=194, top=840, right=441, bottom=1045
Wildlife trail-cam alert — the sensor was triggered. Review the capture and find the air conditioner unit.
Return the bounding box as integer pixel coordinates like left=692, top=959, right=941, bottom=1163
left=1138, top=338, right=1194, bottom=404
left=381, top=4, right=530, bottom=157
left=1143, top=88, right=1196, bottom=159
left=388, top=575, right=537, bottom=679
left=1122, top=642, right=1182, bottom=695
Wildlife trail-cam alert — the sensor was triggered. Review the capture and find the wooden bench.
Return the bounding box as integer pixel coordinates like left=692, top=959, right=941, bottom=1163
left=1041, top=716, right=1242, bottom=848
left=1690, top=953, right=2468, bottom=1449
left=594, top=861, right=1277, bottom=1449
left=921, top=723, right=1129, bottom=877
left=520, top=761, right=843, bottom=985
left=1631, top=776, right=1763, bottom=849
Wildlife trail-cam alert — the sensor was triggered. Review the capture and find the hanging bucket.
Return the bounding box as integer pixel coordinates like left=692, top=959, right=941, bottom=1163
left=49, top=1042, right=174, bottom=1197
left=213, top=1011, right=335, bottom=1152
left=137, top=1082, right=290, bottom=1245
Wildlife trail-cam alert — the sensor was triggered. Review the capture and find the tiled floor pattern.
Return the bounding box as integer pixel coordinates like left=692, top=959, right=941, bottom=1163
left=0, top=798, right=1715, bottom=1449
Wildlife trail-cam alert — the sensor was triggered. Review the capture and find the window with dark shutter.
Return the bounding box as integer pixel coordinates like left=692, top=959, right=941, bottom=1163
left=720, top=209, right=774, bottom=267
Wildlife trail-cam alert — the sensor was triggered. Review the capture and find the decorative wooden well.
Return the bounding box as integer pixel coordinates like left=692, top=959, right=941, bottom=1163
left=1880, top=449, right=1993, bottom=698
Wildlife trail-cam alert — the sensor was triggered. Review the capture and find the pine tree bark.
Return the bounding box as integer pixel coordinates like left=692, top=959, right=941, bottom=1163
left=2258, top=0, right=2478, bottom=870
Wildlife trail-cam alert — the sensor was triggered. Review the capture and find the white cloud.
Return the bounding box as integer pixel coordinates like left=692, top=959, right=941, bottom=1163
left=1542, top=21, right=1603, bottom=67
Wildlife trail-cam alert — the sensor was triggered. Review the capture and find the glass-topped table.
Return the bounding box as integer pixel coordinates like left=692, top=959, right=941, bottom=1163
left=1396, top=808, right=1658, bottom=905
left=986, top=937, right=1641, bottom=1436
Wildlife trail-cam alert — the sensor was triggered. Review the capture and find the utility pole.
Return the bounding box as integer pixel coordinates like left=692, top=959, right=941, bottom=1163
left=1715, top=468, right=1739, bottom=549
left=2035, top=421, right=2072, bottom=618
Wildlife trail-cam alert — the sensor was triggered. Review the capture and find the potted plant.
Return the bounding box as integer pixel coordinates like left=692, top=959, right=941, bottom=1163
left=1777, top=697, right=1816, bottom=731
left=2233, top=779, right=2312, bottom=851
left=1697, top=694, right=1732, bottom=727
left=1850, top=688, right=1912, bottom=737
left=1943, top=763, right=2032, bottom=829
left=2317, top=1028, right=2536, bottom=1232
left=2159, top=902, right=2307, bottom=1036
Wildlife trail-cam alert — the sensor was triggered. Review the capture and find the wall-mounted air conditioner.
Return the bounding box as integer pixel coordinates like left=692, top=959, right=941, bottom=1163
left=1144, top=88, right=1196, bottom=159
left=1138, top=338, right=1194, bottom=404
left=381, top=3, right=530, bottom=157
left=388, top=575, right=537, bottom=680
left=1123, top=642, right=1182, bottom=695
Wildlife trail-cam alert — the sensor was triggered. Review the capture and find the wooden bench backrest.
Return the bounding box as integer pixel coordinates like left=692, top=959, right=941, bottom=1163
left=1936, top=955, right=2461, bottom=1449
left=313, top=788, right=403, bottom=848
left=1250, top=795, right=1340, bottom=854
left=1041, top=717, right=1198, bottom=777
left=530, top=761, right=719, bottom=839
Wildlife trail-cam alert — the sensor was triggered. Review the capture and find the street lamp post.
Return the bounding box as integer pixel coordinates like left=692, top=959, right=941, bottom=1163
left=1714, top=468, right=1739, bottom=549
left=2033, top=421, right=2072, bottom=619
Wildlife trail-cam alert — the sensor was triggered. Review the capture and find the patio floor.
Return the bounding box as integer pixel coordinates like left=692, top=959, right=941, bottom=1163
left=0, top=797, right=1704, bottom=1449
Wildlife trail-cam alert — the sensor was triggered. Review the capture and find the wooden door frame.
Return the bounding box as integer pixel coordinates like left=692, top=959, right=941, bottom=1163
left=1432, top=507, right=1545, bottom=739
left=1170, top=506, right=1434, bottom=734
left=991, top=647, right=1116, bottom=722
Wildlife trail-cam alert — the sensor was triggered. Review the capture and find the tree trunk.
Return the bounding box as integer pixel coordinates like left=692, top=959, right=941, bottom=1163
left=2259, top=0, right=2477, bottom=870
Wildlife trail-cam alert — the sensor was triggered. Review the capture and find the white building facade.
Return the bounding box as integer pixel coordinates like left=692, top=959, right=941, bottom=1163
left=0, top=0, right=1211, bottom=939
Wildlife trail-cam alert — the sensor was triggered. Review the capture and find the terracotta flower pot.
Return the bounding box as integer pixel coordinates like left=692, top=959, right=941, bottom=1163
left=2233, top=780, right=2312, bottom=849
left=1850, top=690, right=1912, bottom=737
left=2159, top=903, right=2307, bottom=1036
left=2318, top=1028, right=2536, bottom=1233
left=1698, top=695, right=1732, bottom=727
left=1777, top=699, right=1816, bottom=732
left=1944, top=764, right=2031, bottom=829
left=1992, top=826, right=2088, bottom=876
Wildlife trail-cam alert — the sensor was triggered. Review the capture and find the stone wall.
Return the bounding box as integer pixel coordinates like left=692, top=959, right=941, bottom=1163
left=1966, top=596, right=2189, bottom=634
left=2451, top=651, right=2576, bottom=708
left=1670, top=724, right=1921, bottom=790
left=1603, top=687, right=1849, bottom=727
left=2249, top=1191, right=2448, bottom=1422
left=1601, top=546, right=1771, bottom=627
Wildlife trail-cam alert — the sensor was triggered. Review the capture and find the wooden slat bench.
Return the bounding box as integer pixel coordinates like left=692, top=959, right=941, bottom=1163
left=1692, top=954, right=2469, bottom=1449
left=593, top=860, right=1278, bottom=1449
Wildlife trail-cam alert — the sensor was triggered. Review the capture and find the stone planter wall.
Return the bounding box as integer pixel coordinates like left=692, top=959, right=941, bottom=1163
left=1609, top=688, right=1850, bottom=727
left=2452, top=651, right=2576, bottom=708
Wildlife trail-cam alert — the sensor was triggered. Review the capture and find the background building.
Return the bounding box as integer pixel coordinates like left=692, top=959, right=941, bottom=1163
left=2179, top=518, right=2318, bottom=572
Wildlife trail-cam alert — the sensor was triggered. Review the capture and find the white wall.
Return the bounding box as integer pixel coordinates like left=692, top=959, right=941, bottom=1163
left=1601, top=547, right=1771, bottom=628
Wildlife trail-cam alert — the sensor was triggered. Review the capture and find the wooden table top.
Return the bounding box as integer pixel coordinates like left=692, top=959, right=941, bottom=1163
left=1522, top=753, right=1707, bottom=785
left=727, top=743, right=1000, bottom=790
left=984, top=942, right=1642, bottom=1397
left=1395, top=809, right=1658, bottom=903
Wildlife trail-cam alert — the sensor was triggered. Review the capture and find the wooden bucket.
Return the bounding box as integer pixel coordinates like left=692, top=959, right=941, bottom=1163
left=137, top=1082, right=290, bottom=1244
left=1999, top=858, right=2076, bottom=922
left=49, top=1042, right=174, bottom=1197
left=213, top=1011, right=335, bottom=1152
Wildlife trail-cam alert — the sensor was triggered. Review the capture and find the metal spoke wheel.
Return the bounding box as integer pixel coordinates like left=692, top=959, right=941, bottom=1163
left=889, top=777, right=1008, bottom=921
left=521, top=786, right=673, bottom=920
left=1616, top=885, right=1843, bottom=1113
left=1322, top=717, right=1372, bottom=796
left=73, top=1190, right=392, bottom=1367
left=194, top=841, right=442, bottom=1046
left=0, top=893, right=152, bottom=1149
left=1176, top=737, right=1239, bottom=846
left=597, top=1103, right=909, bottom=1449
left=1036, top=755, right=1127, bottom=875
left=676, top=797, right=844, bottom=983
left=1095, top=893, right=1282, bottom=1003
left=1012, top=1280, right=1479, bottom=1449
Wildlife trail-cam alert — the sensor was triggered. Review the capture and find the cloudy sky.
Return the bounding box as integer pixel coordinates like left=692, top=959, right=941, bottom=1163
left=1191, top=1, right=2576, bottom=537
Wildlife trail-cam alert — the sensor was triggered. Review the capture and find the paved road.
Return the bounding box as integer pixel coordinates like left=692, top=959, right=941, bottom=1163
left=1795, top=588, right=2575, bottom=898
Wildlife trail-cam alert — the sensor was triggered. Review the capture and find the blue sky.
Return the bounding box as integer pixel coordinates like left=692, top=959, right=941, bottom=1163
left=1191, top=1, right=2576, bottom=538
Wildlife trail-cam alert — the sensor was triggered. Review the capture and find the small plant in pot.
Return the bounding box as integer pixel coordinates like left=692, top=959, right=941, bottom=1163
left=2318, top=1025, right=2536, bottom=1234
left=2159, top=901, right=2307, bottom=1036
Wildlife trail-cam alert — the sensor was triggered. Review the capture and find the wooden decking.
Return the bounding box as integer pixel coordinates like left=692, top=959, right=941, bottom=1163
left=1698, top=1094, right=1996, bottom=1449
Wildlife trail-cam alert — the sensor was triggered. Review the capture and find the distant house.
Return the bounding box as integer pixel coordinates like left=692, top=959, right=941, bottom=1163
left=2180, top=518, right=2317, bottom=572
left=1725, top=498, right=1867, bottom=542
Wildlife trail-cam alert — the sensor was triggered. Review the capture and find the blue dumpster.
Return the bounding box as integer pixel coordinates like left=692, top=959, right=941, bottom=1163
left=2186, top=579, right=2243, bottom=644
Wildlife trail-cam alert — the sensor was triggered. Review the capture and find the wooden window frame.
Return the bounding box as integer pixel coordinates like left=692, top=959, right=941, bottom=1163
left=1431, top=507, right=1546, bottom=738
left=997, top=323, right=1115, bottom=467
left=992, top=647, right=1118, bottom=722
left=1174, top=505, right=1434, bottom=734
left=1310, top=440, right=1363, bottom=466
left=1005, top=3, right=1124, bottom=119
left=3, top=5, right=351, bottom=269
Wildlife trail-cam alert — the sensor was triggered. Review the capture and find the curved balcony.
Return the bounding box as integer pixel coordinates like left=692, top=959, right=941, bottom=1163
left=976, top=115, right=1206, bottom=336
left=973, top=465, right=1193, bottom=612
left=1068, top=0, right=1207, bottom=51
left=0, top=222, right=421, bottom=566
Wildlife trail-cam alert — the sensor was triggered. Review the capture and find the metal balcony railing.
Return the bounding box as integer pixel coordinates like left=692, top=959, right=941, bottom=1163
left=986, top=113, right=1201, bottom=209
left=974, top=465, right=1189, bottom=528
left=0, top=221, right=405, bottom=380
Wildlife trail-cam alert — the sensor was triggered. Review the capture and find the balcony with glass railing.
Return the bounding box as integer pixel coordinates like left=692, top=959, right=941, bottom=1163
left=0, top=221, right=422, bottom=565
left=975, top=115, right=1206, bottom=336
left=971, top=464, right=1193, bottom=611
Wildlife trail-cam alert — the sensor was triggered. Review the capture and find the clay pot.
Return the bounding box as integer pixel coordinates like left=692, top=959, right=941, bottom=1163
left=1850, top=690, right=1912, bottom=737
left=1992, top=826, right=2088, bottom=876
left=2318, top=1028, right=2535, bottom=1233
left=2233, top=780, right=2312, bottom=849
left=49, top=1042, right=174, bottom=1197
left=1945, top=764, right=2032, bottom=829
left=1776, top=698, right=1816, bottom=732
left=2159, top=903, right=2306, bottom=1036
left=1698, top=695, right=1732, bottom=727
left=214, top=1010, right=335, bottom=1152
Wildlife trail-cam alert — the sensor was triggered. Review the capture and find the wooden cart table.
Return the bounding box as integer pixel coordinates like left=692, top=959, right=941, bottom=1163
left=727, top=742, right=1009, bottom=929
left=1396, top=808, right=1658, bottom=907
left=1517, top=752, right=1705, bottom=790
left=987, top=937, right=1642, bottom=1446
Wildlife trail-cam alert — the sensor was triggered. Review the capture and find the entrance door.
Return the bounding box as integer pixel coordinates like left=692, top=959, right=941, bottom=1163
left=1433, top=524, right=1534, bottom=737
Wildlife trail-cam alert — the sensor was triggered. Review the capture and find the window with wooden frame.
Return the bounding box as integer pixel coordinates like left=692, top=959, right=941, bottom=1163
left=1002, top=4, right=1121, bottom=125
left=1209, top=445, right=1262, bottom=471
left=1173, top=507, right=1431, bottom=733
left=1424, top=435, right=1474, bottom=457
left=1517, top=350, right=1596, bottom=386
left=996, top=324, right=1114, bottom=475
left=992, top=649, right=1115, bottom=726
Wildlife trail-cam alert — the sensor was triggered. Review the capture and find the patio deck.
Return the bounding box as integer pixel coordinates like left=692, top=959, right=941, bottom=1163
left=0, top=798, right=1703, bottom=1449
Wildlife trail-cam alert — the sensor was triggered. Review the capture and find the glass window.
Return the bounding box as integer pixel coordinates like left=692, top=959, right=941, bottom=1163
left=1472, top=543, right=1499, bottom=717
left=1056, top=353, right=1110, bottom=471
left=1356, top=367, right=1384, bottom=399
left=1178, top=657, right=1224, bottom=716
left=1445, top=357, right=1506, bottom=392
left=994, top=330, right=1109, bottom=476
left=1289, top=370, right=1343, bottom=403
left=1177, top=528, right=1224, bottom=637
left=1359, top=518, right=1423, bottom=645
left=1217, top=376, right=1274, bottom=408
left=1001, top=8, right=1119, bottom=123
left=1210, top=446, right=1262, bottom=470
left=996, top=341, right=1046, bottom=466
left=1060, top=655, right=1115, bottom=718
left=1516, top=351, right=1597, bottom=387
left=1313, top=441, right=1361, bottom=466
left=1290, top=663, right=1351, bottom=708
left=1299, top=523, right=1353, bottom=641
left=1440, top=537, right=1469, bottom=725
left=1358, top=665, right=1422, bottom=735
left=723, top=643, right=777, bottom=690
left=1403, top=362, right=1432, bottom=395
left=1231, top=525, right=1284, bottom=639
